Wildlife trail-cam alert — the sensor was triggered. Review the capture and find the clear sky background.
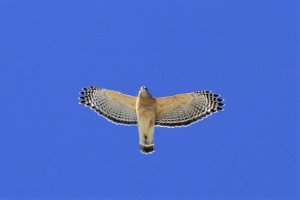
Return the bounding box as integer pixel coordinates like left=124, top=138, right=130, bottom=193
left=0, top=0, right=298, bottom=199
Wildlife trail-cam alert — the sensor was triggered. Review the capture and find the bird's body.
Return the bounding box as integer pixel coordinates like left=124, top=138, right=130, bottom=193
left=136, top=88, right=156, bottom=153
left=79, top=86, right=224, bottom=154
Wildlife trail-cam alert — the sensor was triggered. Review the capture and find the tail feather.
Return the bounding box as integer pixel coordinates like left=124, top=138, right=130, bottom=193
left=140, top=144, right=155, bottom=154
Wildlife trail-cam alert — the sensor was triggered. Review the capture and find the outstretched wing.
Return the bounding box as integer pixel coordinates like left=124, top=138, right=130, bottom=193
left=79, top=86, right=137, bottom=125
left=155, top=91, right=224, bottom=127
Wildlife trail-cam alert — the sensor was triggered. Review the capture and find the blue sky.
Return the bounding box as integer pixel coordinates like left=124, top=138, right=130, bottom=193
left=0, top=0, right=298, bottom=199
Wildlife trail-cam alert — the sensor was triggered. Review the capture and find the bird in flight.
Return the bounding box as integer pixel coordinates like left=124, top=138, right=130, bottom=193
left=79, top=86, right=224, bottom=154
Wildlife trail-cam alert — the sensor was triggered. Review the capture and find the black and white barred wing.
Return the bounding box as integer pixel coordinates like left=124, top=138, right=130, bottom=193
left=79, top=86, right=137, bottom=125
left=155, top=91, right=224, bottom=127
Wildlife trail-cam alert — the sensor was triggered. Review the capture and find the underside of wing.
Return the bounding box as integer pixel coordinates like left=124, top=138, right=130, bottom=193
left=79, top=86, right=138, bottom=125
left=155, top=91, right=224, bottom=127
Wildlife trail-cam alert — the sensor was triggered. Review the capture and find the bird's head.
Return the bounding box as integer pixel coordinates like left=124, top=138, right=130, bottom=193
left=139, top=86, right=152, bottom=98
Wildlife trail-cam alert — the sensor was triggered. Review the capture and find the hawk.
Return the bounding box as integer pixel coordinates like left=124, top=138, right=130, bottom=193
left=79, top=86, right=224, bottom=154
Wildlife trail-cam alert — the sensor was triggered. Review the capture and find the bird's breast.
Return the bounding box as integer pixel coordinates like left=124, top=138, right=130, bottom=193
left=136, top=96, right=156, bottom=119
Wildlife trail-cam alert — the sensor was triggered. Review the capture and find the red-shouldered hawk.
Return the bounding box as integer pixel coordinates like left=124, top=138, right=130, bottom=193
left=79, top=86, right=224, bottom=154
